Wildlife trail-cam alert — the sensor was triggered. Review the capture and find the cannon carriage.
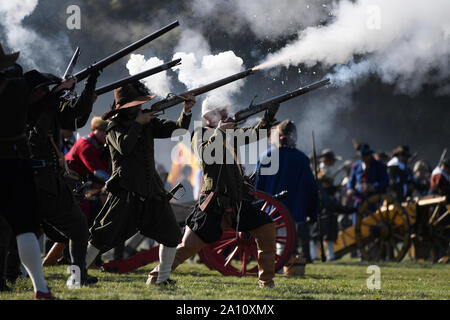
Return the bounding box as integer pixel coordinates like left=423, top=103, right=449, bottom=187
left=333, top=194, right=450, bottom=263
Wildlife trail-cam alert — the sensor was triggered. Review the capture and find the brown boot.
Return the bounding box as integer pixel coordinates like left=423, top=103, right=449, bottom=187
left=146, top=227, right=206, bottom=285
left=249, top=222, right=276, bottom=288
left=42, top=242, right=66, bottom=266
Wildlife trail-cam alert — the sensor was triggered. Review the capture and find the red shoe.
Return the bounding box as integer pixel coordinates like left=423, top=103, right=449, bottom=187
left=34, top=288, right=58, bottom=300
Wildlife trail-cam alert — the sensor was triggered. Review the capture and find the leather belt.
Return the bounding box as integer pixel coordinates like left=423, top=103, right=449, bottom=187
left=31, top=159, right=56, bottom=169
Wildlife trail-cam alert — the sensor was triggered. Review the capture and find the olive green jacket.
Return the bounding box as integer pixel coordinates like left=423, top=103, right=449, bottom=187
left=105, top=110, right=192, bottom=198
left=27, top=86, right=96, bottom=195
left=192, top=116, right=273, bottom=203
left=0, top=76, right=31, bottom=159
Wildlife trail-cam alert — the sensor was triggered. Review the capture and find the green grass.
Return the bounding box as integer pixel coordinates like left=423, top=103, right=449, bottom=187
left=1, top=258, right=449, bottom=300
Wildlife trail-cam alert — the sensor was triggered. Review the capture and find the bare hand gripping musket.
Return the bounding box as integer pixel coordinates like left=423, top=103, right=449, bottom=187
left=142, top=68, right=255, bottom=114
left=94, top=58, right=181, bottom=96
left=53, top=21, right=179, bottom=96
left=231, top=78, right=330, bottom=122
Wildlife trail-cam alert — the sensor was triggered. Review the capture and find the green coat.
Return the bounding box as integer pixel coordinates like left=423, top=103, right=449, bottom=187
left=105, top=109, right=192, bottom=198
left=0, top=76, right=31, bottom=159
left=192, top=117, right=273, bottom=203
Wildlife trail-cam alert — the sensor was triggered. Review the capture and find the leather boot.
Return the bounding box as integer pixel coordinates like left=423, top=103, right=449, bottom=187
left=249, top=222, right=276, bottom=288
left=5, top=240, right=21, bottom=284
left=146, top=227, right=206, bottom=285
left=69, top=241, right=97, bottom=286
left=42, top=242, right=66, bottom=266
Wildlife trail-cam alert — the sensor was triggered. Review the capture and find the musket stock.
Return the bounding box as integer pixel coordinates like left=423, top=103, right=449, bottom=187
left=94, top=58, right=181, bottom=96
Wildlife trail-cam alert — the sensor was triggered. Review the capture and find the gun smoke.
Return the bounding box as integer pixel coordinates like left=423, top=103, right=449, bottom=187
left=262, top=0, right=450, bottom=95
left=0, top=0, right=448, bottom=170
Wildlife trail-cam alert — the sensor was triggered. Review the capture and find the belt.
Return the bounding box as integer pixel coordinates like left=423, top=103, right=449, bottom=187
left=31, top=159, right=56, bottom=169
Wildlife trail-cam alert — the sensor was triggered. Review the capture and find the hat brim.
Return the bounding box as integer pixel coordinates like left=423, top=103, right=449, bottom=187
left=0, top=51, right=20, bottom=71
left=318, top=154, right=343, bottom=161
left=101, top=95, right=155, bottom=120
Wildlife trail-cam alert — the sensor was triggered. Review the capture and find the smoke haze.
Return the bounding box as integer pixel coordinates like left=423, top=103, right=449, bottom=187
left=0, top=0, right=448, bottom=172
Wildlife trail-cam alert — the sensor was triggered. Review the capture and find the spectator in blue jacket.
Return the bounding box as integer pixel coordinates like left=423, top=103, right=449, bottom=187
left=346, top=143, right=389, bottom=224
left=254, top=120, right=319, bottom=263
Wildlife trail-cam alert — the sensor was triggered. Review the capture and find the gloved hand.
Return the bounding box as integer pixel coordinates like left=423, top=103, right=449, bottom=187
left=85, top=66, right=102, bottom=90
left=263, top=102, right=280, bottom=123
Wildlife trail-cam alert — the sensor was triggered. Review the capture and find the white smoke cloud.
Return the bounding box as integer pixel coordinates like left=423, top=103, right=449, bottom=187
left=192, top=0, right=332, bottom=39
left=172, top=50, right=246, bottom=114
left=126, top=54, right=173, bottom=97
left=0, top=0, right=72, bottom=73
left=260, top=0, right=450, bottom=94
left=127, top=29, right=247, bottom=114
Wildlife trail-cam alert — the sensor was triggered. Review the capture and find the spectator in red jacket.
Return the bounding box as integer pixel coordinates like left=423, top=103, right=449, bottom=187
left=430, top=158, right=450, bottom=197
left=65, top=116, right=110, bottom=183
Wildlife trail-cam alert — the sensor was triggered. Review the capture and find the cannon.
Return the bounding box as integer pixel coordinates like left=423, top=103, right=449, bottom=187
left=102, top=189, right=297, bottom=275
left=332, top=194, right=449, bottom=262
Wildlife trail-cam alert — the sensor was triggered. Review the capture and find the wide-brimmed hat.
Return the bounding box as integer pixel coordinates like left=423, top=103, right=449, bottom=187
left=318, top=148, right=342, bottom=161
left=357, top=143, right=374, bottom=156
left=24, top=70, right=61, bottom=90
left=0, top=44, right=20, bottom=71
left=101, top=82, right=155, bottom=120
left=392, top=145, right=412, bottom=158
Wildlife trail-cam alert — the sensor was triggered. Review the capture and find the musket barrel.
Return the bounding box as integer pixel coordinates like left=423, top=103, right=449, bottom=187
left=94, top=58, right=181, bottom=96
left=74, top=21, right=179, bottom=82
left=258, top=78, right=330, bottom=106
left=234, top=78, right=330, bottom=122
left=148, top=68, right=254, bottom=112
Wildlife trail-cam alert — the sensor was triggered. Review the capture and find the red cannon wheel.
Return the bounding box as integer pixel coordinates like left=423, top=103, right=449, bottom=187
left=198, top=190, right=296, bottom=276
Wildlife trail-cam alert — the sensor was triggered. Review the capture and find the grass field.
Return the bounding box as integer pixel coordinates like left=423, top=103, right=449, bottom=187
left=1, top=257, right=449, bottom=300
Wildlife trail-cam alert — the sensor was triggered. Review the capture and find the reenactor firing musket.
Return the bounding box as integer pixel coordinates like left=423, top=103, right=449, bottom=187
left=231, top=78, right=330, bottom=123
left=142, top=67, right=255, bottom=114
left=95, top=58, right=181, bottom=96
left=52, top=20, right=180, bottom=98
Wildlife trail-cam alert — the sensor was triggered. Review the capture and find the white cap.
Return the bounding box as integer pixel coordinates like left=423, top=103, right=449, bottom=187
left=201, top=95, right=232, bottom=118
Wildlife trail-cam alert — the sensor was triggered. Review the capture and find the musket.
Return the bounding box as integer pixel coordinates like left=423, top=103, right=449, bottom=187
left=94, top=58, right=181, bottom=96
left=232, top=78, right=330, bottom=123
left=143, top=68, right=254, bottom=114
left=311, top=131, right=327, bottom=262
left=62, top=47, right=81, bottom=80
left=52, top=21, right=179, bottom=95
left=74, top=21, right=179, bottom=82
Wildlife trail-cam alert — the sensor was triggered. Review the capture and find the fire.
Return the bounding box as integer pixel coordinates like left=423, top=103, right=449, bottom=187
left=251, top=53, right=299, bottom=71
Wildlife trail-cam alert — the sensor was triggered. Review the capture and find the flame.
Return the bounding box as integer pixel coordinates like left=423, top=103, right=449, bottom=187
left=251, top=53, right=300, bottom=71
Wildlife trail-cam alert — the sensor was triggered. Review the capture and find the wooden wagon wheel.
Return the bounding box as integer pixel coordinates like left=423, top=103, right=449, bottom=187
left=198, top=190, right=296, bottom=276
left=412, top=201, right=450, bottom=263
left=355, top=194, right=411, bottom=262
